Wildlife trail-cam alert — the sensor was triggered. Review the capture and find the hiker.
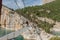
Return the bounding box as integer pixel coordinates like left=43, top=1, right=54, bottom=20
left=26, top=21, right=28, bottom=25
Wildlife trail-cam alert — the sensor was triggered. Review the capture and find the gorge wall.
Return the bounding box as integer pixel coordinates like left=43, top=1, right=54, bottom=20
left=1, top=5, right=22, bottom=31
left=42, top=0, right=55, bottom=4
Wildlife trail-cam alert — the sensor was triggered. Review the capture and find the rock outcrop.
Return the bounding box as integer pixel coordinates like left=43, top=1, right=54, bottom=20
left=1, top=5, right=22, bottom=31
left=42, top=0, right=55, bottom=4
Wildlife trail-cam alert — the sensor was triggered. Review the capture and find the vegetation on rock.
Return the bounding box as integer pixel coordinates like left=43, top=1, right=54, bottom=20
left=16, top=0, right=60, bottom=33
left=50, top=37, right=60, bottom=40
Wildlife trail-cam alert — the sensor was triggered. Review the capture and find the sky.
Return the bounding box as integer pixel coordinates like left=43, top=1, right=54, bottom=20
left=2, top=0, right=42, bottom=10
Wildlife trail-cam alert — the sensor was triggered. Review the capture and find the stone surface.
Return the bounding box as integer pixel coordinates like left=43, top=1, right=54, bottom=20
left=42, top=0, right=55, bottom=4
left=1, top=5, right=22, bottom=31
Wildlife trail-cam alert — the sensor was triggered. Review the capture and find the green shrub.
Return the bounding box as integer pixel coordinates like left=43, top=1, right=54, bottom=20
left=50, top=37, right=60, bottom=40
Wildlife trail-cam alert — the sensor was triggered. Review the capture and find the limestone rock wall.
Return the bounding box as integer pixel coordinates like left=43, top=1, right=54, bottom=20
left=1, top=5, right=22, bottom=31
left=42, top=0, right=55, bottom=4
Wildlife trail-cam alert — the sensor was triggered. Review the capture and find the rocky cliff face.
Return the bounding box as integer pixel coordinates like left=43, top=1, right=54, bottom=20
left=1, top=5, right=22, bottom=31
left=42, top=0, right=55, bottom=4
